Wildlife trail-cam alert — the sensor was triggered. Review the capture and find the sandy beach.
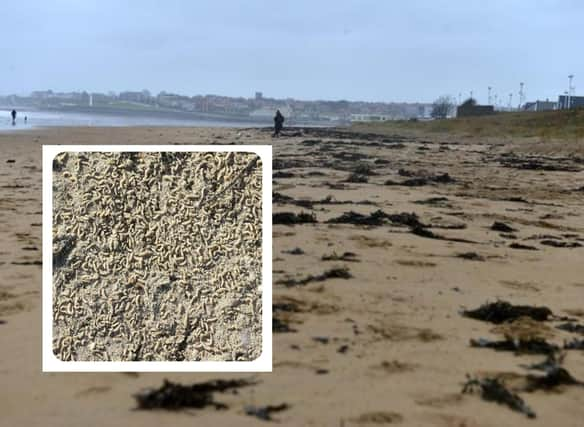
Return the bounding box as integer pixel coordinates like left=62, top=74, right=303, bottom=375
left=1, top=126, right=583, bottom=426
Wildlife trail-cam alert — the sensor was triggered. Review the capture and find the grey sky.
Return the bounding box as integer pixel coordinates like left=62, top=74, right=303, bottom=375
left=1, top=0, right=582, bottom=103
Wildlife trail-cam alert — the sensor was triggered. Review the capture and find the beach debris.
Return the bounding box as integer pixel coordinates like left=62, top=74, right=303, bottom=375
left=326, top=210, right=423, bottom=228
left=337, top=345, right=349, bottom=354
left=312, top=336, right=330, bottom=344
left=284, top=247, right=305, bottom=255
left=410, top=226, right=476, bottom=243
left=273, top=302, right=300, bottom=313
left=273, top=171, right=295, bottom=178
left=564, top=339, right=584, bottom=350
left=524, top=367, right=584, bottom=391
left=491, top=221, right=517, bottom=233
left=540, top=240, right=582, bottom=248
left=273, top=212, right=317, bottom=225
left=456, top=252, right=485, bottom=261
left=273, top=317, right=296, bottom=333
left=315, top=369, right=329, bottom=375
left=461, top=301, right=553, bottom=324
left=244, top=403, right=290, bottom=421
left=462, top=376, right=536, bottom=418
left=52, top=234, right=76, bottom=269
left=353, top=163, right=377, bottom=176
left=133, top=378, right=255, bottom=411
left=0, top=320, right=6, bottom=325
left=384, top=172, right=455, bottom=187
left=277, top=267, right=352, bottom=287
left=327, top=210, right=388, bottom=226
left=499, top=156, right=581, bottom=172
left=6, top=159, right=15, bottom=163
left=301, top=139, right=321, bottom=146
left=321, top=252, right=359, bottom=262
left=521, top=352, right=565, bottom=372
left=345, top=173, right=368, bottom=183
left=470, top=337, right=559, bottom=355
left=556, top=322, right=584, bottom=335
left=273, top=158, right=306, bottom=170
left=509, top=243, right=538, bottom=250
left=413, top=197, right=451, bottom=207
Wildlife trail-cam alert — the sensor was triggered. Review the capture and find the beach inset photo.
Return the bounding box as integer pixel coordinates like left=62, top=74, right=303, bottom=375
left=44, top=146, right=271, bottom=370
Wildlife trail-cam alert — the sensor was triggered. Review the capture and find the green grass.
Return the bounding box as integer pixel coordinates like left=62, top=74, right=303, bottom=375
left=352, top=108, right=584, bottom=140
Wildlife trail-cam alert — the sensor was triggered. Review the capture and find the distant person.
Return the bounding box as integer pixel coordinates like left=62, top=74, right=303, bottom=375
left=273, top=110, right=284, bottom=137
left=24, top=115, right=27, bottom=123
left=11, top=109, right=16, bottom=125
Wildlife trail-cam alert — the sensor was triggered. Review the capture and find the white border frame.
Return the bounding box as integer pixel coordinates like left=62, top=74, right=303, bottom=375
left=42, top=145, right=272, bottom=372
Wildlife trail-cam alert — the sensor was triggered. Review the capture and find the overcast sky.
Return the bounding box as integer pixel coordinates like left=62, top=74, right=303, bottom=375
left=1, top=0, right=582, bottom=103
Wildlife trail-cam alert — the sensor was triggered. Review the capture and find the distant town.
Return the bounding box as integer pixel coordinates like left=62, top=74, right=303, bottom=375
left=0, top=88, right=582, bottom=125
left=0, top=90, right=434, bottom=125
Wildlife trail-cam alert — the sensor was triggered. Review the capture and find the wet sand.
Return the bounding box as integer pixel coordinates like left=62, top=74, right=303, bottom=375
left=0, top=126, right=583, bottom=426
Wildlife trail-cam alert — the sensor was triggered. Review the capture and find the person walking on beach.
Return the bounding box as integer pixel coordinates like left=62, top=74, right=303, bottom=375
left=11, top=109, right=17, bottom=125
left=273, top=110, right=284, bottom=137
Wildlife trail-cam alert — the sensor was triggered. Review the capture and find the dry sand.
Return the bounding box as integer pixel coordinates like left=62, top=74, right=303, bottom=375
left=1, top=126, right=583, bottom=426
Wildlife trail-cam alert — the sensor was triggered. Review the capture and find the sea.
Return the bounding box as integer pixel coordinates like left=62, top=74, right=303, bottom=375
left=0, top=109, right=264, bottom=131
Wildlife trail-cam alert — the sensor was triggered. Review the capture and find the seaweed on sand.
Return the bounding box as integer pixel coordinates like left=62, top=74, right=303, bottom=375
left=556, top=322, right=584, bottom=335
left=525, top=367, right=584, bottom=391
left=321, top=252, right=360, bottom=262
left=273, top=212, right=317, bottom=225
left=326, top=210, right=423, bottom=228
left=462, top=301, right=553, bottom=324
left=345, top=173, right=368, bottom=183
left=509, top=243, right=539, bottom=251
left=133, top=379, right=256, bottom=410
left=470, top=337, right=559, bottom=355
left=410, top=226, right=476, bottom=243
left=462, top=376, right=536, bottom=418
left=245, top=403, right=290, bottom=421
left=326, top=210, right=389, bottom=226
left=456, top=252, right=485, bottom=261
left=276, top=267, right=352, bottom=287
left=491, top=222, right=517, bottom=232
left=273, top=317, right=296, bottom=333
left=564, top=339, right=584, bottom=350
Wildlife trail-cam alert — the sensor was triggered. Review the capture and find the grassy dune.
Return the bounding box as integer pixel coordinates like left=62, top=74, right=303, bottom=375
left=352, top=108, right=584, bottom=141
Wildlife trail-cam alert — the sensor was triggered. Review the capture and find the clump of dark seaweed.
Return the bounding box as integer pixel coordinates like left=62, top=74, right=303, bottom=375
left=491, top=222, right=517, bottom=232
left=461, top=301, right=553, bottom=324
left=321, top=252, right=360, bottom=262
left=345, top=173, right=368, bottom=183
left=133, top=378, right=256, bottom=410
left=245, top=403, right=290, bottom=421
left=273, top=212, right=317, bottom=225
left=509, top=243, right=538, bottom=250
left=540, top=240, right=582, bottom=248
left=525, top=367, right=584, bottom=391
left=326, top=210, right=389, bottom=226
left=284, top=247, right=305, bottom=255
left=410, top=226, right=475, bottom=243
left=273, top=317, right=296, bottom=333
left=456, top=252, right=485, bottom=261
left=276, top=267, right=352, bottom=287
left=462, top=376, right=536, bottom=418
left=556, top=323, right=584, bottom=335
left=470, top=338, right=559, bottom=355
left=564, top=338, right=584, bottom=350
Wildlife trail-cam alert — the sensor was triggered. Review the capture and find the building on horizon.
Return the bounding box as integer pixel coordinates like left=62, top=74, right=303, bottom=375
left=350, top=113, right=392, bottom=122
left=557, top=94, right=584, bottom=109
left=523, top=100, right=556, bottom=112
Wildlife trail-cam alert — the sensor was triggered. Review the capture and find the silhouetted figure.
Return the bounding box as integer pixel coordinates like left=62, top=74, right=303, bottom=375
left=11, top=109, right=16, bottom=125
left=24, top=116, right=27, bottom=123
left=273, top=110, right=284, bottom=137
